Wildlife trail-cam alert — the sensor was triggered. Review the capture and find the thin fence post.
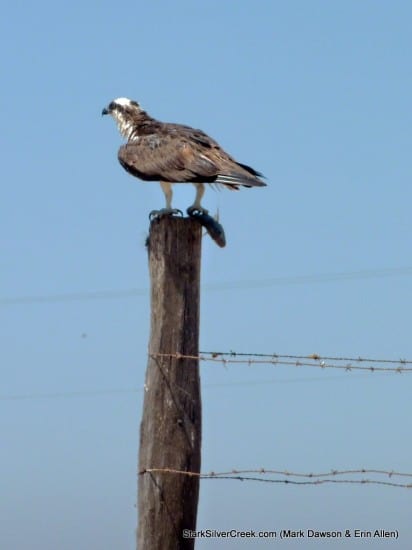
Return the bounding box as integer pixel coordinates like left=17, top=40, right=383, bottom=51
left=137, top=216, right=202, bottom=550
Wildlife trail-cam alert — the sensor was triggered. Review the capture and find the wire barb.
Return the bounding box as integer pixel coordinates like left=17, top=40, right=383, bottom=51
left=141, top=467, right=412, bottom=489
left=150, top=351, right=412, bottom=373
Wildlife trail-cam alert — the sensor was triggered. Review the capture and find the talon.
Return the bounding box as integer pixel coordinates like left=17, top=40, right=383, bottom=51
left=187, top=206, right=209, bottom=217
left=149, top=208, right=183, bottom=220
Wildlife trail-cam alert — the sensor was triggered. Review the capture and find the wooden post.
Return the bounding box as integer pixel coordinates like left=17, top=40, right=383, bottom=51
left=137, top=216, right=202, bottom=550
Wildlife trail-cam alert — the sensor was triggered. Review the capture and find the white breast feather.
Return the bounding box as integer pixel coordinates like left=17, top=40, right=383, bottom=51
left=113, top=111, right=138, bottom=141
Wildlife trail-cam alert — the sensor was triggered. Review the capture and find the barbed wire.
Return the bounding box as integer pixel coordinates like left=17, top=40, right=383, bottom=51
left=141, top=468, right=412, bottom=489
left=144, top=467, right=412, bottom=478
left=151, top=352, right=412, bottom=373
left=201, top=351, right=412, bottom=365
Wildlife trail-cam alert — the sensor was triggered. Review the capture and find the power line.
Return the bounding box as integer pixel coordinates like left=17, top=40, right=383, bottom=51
left=0, top=288, right=148, bottom=306
left=1, top=349, right=406, bottom=402
left=0, top=388, right=139, bottom=401
left=0, top=371, right=389, bottom=402
left=2, top=265, right=412, bottom=306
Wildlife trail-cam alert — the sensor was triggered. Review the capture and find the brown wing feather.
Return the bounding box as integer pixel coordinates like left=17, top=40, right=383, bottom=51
left=118, top=123, right=266, bottom=188
left=118, top=133, right=219, bottom=183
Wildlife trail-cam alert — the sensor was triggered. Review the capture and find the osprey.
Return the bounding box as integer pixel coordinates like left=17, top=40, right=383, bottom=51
left=102, top=97, right=266, bottom=216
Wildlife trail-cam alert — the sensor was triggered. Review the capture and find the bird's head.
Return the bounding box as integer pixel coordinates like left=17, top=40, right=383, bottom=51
left=102, top=97, right=144, bottom=140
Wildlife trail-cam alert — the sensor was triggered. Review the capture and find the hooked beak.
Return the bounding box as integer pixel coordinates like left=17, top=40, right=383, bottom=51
left=101, top=106, right=110, bottom=116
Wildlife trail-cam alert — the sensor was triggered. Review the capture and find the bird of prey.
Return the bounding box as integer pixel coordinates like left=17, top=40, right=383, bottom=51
left=102, top=97, right=266, bottom=217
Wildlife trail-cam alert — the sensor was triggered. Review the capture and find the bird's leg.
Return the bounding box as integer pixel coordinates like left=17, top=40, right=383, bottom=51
left=149, top=181, right=182, bottom=220
left=187, top=183, right=209, bottom=216
left=161, top=181, right=173, bottom=209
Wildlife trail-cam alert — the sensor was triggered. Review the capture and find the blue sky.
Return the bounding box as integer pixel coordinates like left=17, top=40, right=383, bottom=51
left=2, top=1, right=412, bottom=548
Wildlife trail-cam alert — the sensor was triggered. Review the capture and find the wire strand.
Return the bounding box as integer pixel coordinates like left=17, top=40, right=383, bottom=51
left=141, top=468, right=412, bottom=489
left=2, top=265, right=412, bottom=306
left=151, top=352, right=412, bottom=373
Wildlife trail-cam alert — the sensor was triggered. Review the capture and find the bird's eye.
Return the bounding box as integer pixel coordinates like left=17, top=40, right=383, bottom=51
left=109, top=101, right=116, bottom=110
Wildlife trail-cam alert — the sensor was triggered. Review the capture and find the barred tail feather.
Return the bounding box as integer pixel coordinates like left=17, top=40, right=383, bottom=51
left=216, top=171, right=266, bottom=188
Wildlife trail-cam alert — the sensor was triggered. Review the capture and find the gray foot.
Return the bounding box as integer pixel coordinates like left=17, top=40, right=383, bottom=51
left=186, top=206, right=209, bottom=217
left=149, top=208, right=183, bottom=221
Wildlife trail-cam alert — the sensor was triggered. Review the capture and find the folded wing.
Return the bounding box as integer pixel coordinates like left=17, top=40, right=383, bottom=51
left=118, top=125, right=266, bottom=189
